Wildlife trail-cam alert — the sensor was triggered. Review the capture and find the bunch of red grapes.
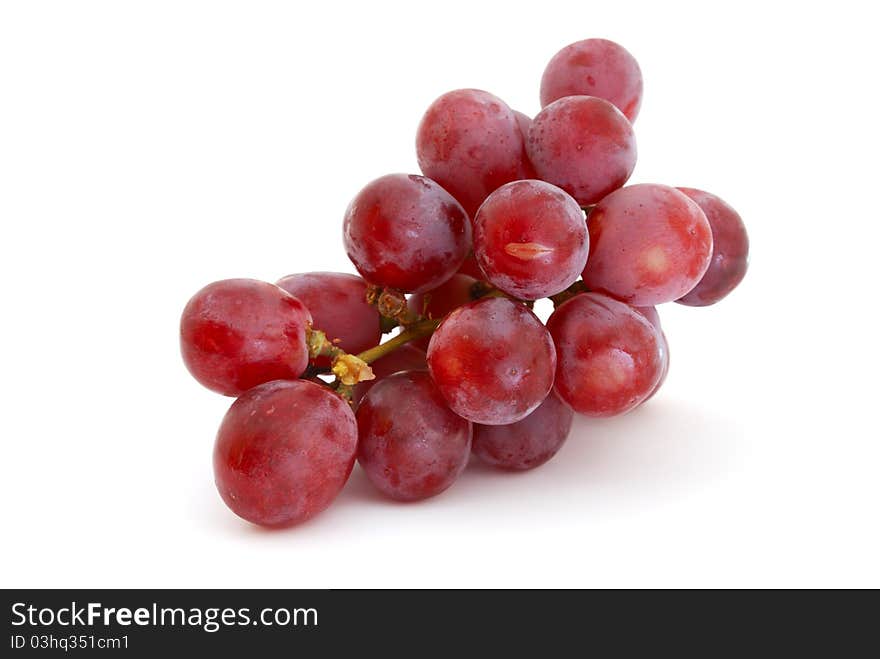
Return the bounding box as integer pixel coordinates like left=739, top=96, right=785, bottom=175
left=181, top=38, right=749, bottom=528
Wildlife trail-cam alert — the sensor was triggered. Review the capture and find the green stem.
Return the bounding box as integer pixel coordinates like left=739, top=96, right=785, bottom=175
left=308, top=275, right=576, bottom=402
left=307, top=317, right=441, bottom=401
left=356, top=318, right=441, bottom=364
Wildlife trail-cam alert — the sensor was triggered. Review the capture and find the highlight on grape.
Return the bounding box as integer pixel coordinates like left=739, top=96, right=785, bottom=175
left=180, top=37, right=750, bottom=528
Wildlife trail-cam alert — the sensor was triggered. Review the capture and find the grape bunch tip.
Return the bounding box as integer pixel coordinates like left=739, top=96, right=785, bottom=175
left=179, top=37, right=750, bottom=528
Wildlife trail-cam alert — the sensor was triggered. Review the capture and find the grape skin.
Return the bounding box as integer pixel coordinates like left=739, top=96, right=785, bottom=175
left=416, top=89, right=532, bottom=218
left=183, top=38, right=752, bottom=528
left=645, top=333, right=670, bottom=402
left=407, top=273, right=479, bottom=350
left=180, top=279, right=312, bottom=396
left=527, top=95, right=637, bottom=206
left=547, top=293, right=664, bottom=417
left=352, top=344, right=427, bottom=408
left=408, top=273, right=479, bottom=321
left=456, top=252, right=485, bottom=279
left=675, top=188, right=749, bottom=307
left=343, top=173, right=471, bottom=293
left=213, top=380, right=357, bottom=527
left=513, top=110, right=533, bottom=138
left=427, top=297, right=556, bottom=425
left=276, top=272, right=381, bottom=367
left=513, top=110, right=538, bottom=178
left=473, top=180, right=589, bottom=300
left=634, top=306, right=670, bottom=402
left=357, top=371, right=472, bottom=502
left=582, top=184, right=714, bottom=306
left=472, top=391, right=573, bottom=471
left=540, top=38, right=643, bottom=121
left=634, top=304, right=661, bottom=330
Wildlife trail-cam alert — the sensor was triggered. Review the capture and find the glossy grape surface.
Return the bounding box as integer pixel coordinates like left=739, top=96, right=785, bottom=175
left=527, top=95, right=637, bottom=206
left=416, top=89, right=532, bottom=218
left=343, top=173, right=471, bottom=293
left=276, top=272, right=381, bottom=366
left=427, top=297, right=556, bottom=425
left=540, top=38, right=643, bottom=121
left=180, top=279, right=312, bottom=396
left=472, top=391, right=573, bottom=471
left=513, top=110, right=533, bottom=137
left=357, top=371, right=471, bottom=501
left=635, top=306, right=669, bottom=402
left=582, top=184, right=713, bottom=306
left=214, top=380, right=357, bottom=527
left=408, top=274, right=479, bottom=350
left=352, top=344, right=427, bottom=406
left=473, top=180, right=589, bottom=299
left=634, top=304, right=661, bottom=330
left=675, top=188, right=749, bottom=306
left=547, top=293, right=664, bottom=416
left=513, top=110, right=538, bottom=178
left=457, top=252, right=485, bottom=279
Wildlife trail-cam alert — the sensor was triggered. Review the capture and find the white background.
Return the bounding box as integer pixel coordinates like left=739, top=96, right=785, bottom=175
left=2, top=0, right=878, bottom=588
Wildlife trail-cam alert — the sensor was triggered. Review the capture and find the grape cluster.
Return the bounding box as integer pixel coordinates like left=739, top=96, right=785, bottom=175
left=180, top=38, right=749, bottom=528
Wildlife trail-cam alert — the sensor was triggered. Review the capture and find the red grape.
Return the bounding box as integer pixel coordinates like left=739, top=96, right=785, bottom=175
left=352, top=344, right=427, bottom=406
left=180, top=279, right=312, bottom=396
left=427, top=297, right=556, bottom=425
left=179, top=38, right=750, bottom=530
left=213, top=380, right=357, bottom=527
left=457, top=252, right=485, bottom=279
left=582, top=184, right=713, bottom=306
left=547, top=293, right=664, bottom=416
left=675, top=188, right=749, bottom=306
left=408, top=273, right=478, bottom=320
left=635, top=306, right=670, bottom=402
left=407, top=273, right=478, bottom=349
left=513, top=110, right=538, bottom=178
left=645, top=334, right=670, bottom=402
left=513, top=110, right=533, bottom=137
left=634, top=304, right=661, bottom=330
left=472, top=391, right=573, bottom=471
left=473, top=180, right=589, bottom=299
left=416, top=89, right=532, bottom=218
left=357, top=371, right=471, bottom=501
left=276, top=272, right=381, bottom=367
left=540, top=38, right=643, bottom=121
left=527, top=95, right=637, bottom=206
left=343, top=173, right=471, bottom=293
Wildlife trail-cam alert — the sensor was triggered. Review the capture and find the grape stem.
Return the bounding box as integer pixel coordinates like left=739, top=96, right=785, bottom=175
left=367, top=285, right=423, bottom=329
left=307, top=328, right=375, bottom=387
left=379, top=315, right=399, bottom=334
left=356, top=318, right=441, bottom=364
left=373, top=281, right=525, bottom=336
left=305, top=318, right=441, bottom=402
left=307, top=278, right=587, bottom=402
